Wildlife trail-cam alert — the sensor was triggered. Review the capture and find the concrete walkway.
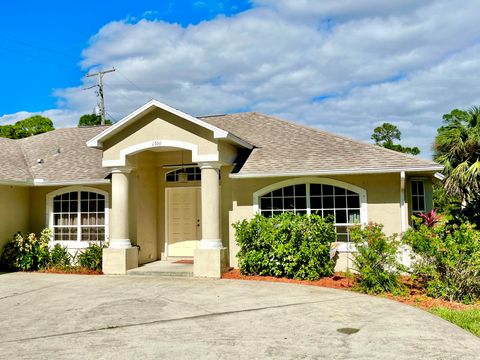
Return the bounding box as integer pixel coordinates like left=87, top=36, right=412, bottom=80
left=0, top=273, right=478, bottom=360
left=127, top=260, right=193, bottom=277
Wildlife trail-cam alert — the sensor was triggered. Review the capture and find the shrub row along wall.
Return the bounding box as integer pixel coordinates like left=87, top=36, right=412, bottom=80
left=234, top=213, right=336, bottom=280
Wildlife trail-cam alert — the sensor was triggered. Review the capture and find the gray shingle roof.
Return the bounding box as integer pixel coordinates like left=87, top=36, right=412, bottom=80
left=0, top=126, right=109, bottom=183
left=200, top=112, right=442, bottom=177
left=0, top=137, right=31, bottom=182
left=0, top=112, right=441, bottom=183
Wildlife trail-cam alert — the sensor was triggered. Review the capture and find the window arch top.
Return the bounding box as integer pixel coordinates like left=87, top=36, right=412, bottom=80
left=254, top=177, right=367, bottom=242
left=165, top=166, right=201, bottom=182
left=46, top=186, right=109, bottom=246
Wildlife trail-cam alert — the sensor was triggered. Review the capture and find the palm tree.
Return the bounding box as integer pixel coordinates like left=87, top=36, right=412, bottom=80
left=434, top=106, right=480, bottom=221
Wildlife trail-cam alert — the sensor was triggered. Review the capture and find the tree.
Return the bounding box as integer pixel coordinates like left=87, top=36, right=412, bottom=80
left=13, top=115, right=54, bottom=138
left=78, top=114, right=111, bottom=127
left=371, top=122, right=420, bottom=155
left=0, top=125, right=15, bottom=138
left=433, top=106, right=480, bottom=226
left=0, top=115, right=54, bottom=139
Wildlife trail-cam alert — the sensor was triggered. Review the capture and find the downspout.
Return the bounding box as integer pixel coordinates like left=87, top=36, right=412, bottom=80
left=400, top=171, right=407, bottom=234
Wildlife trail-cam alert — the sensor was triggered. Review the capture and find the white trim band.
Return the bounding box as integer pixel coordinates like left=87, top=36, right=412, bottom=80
left=108, top=239, right=132, bottom=249
left=102, top=140, right=219, bottom=167
left=199, top=239, right=224, bottom=250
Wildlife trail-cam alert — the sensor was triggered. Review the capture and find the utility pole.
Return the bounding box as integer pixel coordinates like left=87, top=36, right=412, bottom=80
left=85, top=68, right=115, bottom=125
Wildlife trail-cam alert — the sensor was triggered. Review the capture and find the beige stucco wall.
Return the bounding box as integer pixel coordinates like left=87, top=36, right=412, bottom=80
left=0, top=185, right=30, bottom=251
left=130, top=152, right=158, bottom=264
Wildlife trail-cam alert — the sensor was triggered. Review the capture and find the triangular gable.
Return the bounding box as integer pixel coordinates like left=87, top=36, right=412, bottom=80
left=86, top=100, right=252, bottom=149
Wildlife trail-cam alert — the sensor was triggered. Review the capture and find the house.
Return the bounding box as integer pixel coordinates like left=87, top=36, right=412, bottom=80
left=0, top=100, right=443, bottom=277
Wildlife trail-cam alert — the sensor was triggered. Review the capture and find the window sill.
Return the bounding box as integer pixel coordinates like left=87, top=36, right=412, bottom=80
left=49, top=240, right=104, bottom=249
left=331, top=241, right=357, bottom=253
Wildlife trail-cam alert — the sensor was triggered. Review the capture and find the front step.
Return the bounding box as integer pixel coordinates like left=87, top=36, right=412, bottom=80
left=127, top=260, right=193, bottom=277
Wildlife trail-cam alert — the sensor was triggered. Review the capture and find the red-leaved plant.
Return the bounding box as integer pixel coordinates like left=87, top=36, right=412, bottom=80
left=417, top=209, right=440, bottom=227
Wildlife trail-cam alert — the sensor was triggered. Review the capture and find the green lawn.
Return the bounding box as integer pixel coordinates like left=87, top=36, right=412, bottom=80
left=429, top=307, right=480, bottom=337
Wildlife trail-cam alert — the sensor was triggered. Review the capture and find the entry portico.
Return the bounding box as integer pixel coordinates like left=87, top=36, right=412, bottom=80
left=87, top=100, right=252, bottom=276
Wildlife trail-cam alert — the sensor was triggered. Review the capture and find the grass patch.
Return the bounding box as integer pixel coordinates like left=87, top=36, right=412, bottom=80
left=429, top=307, right=480, bottom=337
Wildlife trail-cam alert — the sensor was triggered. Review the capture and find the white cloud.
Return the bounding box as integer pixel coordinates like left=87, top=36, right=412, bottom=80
left=0, top=111, right=34, bottom=125
left=0, top=109, right=82, bottom=128
left=253, top=0, right=436, bottom=21
left=9, top=0, right=480, bottom=159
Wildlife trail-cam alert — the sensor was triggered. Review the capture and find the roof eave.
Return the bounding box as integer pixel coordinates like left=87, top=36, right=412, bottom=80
left=225, top=133, right=254, bottom=149
left=229, top=165, right=444, bottom=179
left=32, top=178, right=111, bottom=186
left=0, top=178, right=111, bottom=186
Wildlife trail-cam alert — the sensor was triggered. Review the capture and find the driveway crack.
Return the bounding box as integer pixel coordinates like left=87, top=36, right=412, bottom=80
left=0, top=295, right=355, bottom=344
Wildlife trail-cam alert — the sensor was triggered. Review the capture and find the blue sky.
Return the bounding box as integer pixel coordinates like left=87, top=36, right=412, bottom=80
left=1, top=0, right=480, bottom=159
left=0, top=0, right=251, bottom=113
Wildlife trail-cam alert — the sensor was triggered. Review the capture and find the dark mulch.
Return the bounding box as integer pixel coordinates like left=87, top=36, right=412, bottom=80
left=222, top=269, right=479, bottom=310
left=37, top=267, right=102, bottom=275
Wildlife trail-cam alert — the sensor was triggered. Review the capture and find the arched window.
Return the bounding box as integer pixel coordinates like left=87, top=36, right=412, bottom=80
left=166, top=166, right=202, bottom=182
left=47, top=187, right=109, bottom=246
left=165, top=166, right=220, bottom=182
left=254, top=178, right=367, bottom=241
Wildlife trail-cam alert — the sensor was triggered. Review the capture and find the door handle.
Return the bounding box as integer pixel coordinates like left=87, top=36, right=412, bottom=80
left=196, top=219, right=200, bottom=227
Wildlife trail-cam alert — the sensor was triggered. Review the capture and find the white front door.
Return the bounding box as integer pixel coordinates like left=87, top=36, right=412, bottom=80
left=166, top=187, right=201, bottom=257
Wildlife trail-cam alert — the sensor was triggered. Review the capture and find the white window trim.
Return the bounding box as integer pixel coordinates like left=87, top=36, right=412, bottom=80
left=253, top=177, right=368, bottom=252
left=46, top=186, right=110, bottom=249
left=411, top=179, right=426, bottom=213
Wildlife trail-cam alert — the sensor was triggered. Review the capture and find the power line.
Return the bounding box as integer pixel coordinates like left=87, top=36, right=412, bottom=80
left=0, top=45, right=82, bottom=72
left=105, top=111, right=117, bottom=123
left=115, top=68, right=154, bottom=102
left=103, top=82, right=146, bottom=109
left=0, top=36, right=78, bottom=59
left=0, top=36, right=156, bottom=102
left=0, top=35, right=159, bottom=115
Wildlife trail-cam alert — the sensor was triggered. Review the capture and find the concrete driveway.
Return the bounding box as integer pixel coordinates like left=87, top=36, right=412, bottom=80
left=0, top=273, right=478, bottom=360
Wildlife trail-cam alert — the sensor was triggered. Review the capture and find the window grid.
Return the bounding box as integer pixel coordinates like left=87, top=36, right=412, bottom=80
left=411, top=180, right=426, bottom=213
left=259, top=184, right=362, bottom=242
left=166, top=167, right=202, bottom=182
left=52, top=191, right=106, bottom=242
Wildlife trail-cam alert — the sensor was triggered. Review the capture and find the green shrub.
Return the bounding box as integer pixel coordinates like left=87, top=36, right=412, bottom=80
left=0, top=229, right=52, bottom=271
left=403, top=221, right=480, bottom=303
left=234, top=213, right=336, bottom=280
left=1, top=229, right=105, bottom=273
left=77, top=243, right=104, bottom=271
left=49, top=244, right=71, bottom=269
left=349, top=223, right=406, bottom=295
left=0, top=241, right=19, bottom=271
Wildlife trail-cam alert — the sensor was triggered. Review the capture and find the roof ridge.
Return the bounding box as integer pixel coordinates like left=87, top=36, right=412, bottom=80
left=199, top=112, right=259, bottom=147
left=15, top=125, right=113, bottom=143
left=16, top=139, right=34, bottom=180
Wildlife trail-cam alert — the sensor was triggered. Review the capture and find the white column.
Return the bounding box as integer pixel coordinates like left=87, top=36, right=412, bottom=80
left=199, top=162, right=223, bottom=249
left=400, top=171, right=407, bottom=234
left=109, top=167, right=132, bottom=249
